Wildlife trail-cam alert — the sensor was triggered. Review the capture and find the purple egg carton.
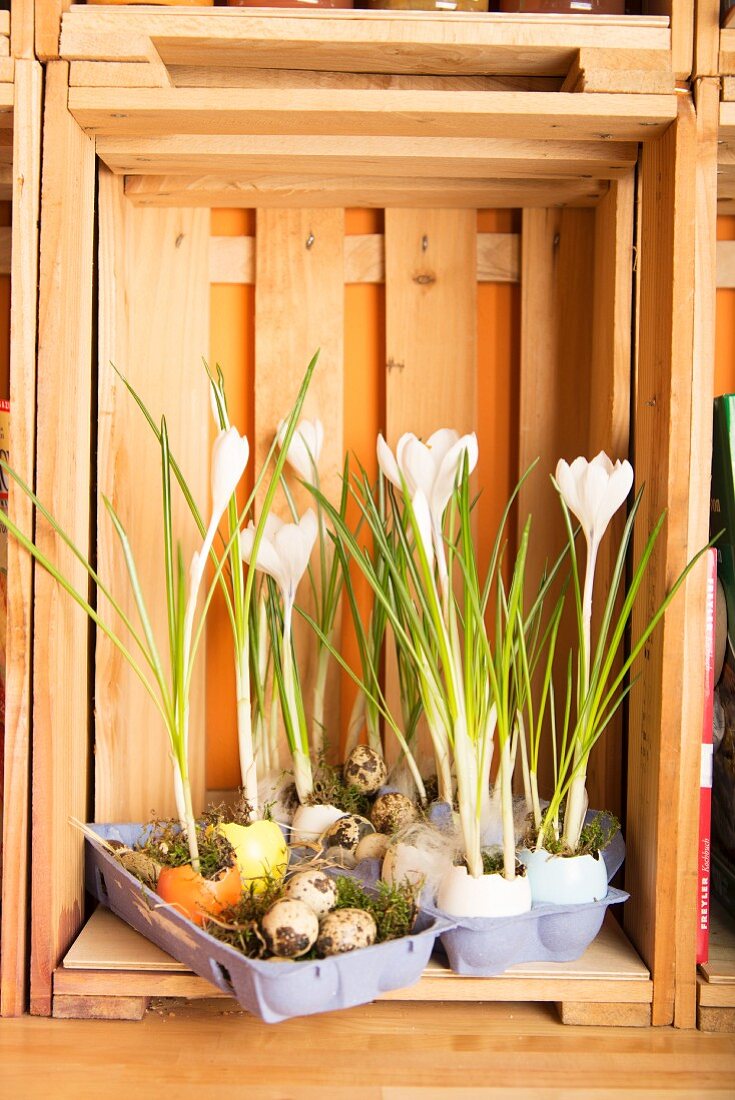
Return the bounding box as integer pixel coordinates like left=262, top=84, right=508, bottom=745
left=84, top=823, right=455, bottom=1024
left=353, top=813, right=628, bottom=978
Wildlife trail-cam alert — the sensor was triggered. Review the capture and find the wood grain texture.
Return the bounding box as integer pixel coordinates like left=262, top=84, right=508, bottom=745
left=10, top=0, right=34, bottom=61
left=95, top=133, right=638, bottom=180
left=383, top=209, right=476, bottom=771
left=557, top=1001, right=651, bottom=1027
left=673, top=77, right=719, bottom=1032
left=584, top=173, right=635, bottom=824
left=67, top=87, right=677, bottom=143
left=58, top=8, right=670, bottom=76
left=693, top=0, right=720, bottom=78
left=31, top=61, right=95, bottom=1017
left=209, top=233, right=519, bottom=288
left=0, top=59, right=42, bottom=1019
left=124, top=175, right=609, bottom=211
left=5, top=999, right=735, bottom=1097
left=36, top=1, right=69, bottom=63
left=626, top=92, right=698, bottom=1028
left=95, top=168, right=209, bottom=822
left=52, top=994, right=149, bottom=1021
left=254, top=208, right=344, bottom=757
left=517, top=207, right=596, bottom=799
left=697, top=1005, right=735, bottom=1032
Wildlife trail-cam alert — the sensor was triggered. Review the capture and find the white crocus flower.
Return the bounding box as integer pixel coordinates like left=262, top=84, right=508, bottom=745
left=183, top=426, right=250, bottom=730
left=555, top=451, right=633, bottom=852
left=276, top=417, right=324, bottom=481
left=240, top=510, right=318, bottom=630
left=377, top=429, right=478, bottom=595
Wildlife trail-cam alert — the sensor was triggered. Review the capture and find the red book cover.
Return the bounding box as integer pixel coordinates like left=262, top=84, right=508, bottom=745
left=697, top=548, right=716, bottom=965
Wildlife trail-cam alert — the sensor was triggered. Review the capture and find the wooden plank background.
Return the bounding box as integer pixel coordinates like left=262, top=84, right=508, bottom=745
left=95, top=168, right=210, bottom=823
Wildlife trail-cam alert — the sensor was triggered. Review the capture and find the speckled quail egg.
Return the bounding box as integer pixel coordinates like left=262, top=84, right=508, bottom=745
left=321, top=813, right=375, bottom=853
left=317, top=908, right=377, bottom=956
left=261, top=898, right=319, bottom=958
left=354, top=832, right=391, bottom=863
left=343, top=745, right=388, bottom=795
left=284, top=869, right=338, bottom=916
left=370, top=792, right=420, bottom=835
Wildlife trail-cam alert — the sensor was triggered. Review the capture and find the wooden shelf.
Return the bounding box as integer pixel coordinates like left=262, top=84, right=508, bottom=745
left=60, top=7, right=671, bottom=81
left=697, top=905, right=735, bottom=1032
left=52, top=906, right=652, bottom=1022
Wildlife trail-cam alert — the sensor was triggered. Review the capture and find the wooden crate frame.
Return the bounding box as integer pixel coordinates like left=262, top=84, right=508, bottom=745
left=19, top=13, right=713, bottom=1029
left=0, top=57, right=43, bottom=1019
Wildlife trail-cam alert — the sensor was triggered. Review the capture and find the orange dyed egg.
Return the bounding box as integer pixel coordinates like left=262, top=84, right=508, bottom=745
left=156, top=863, right=242, bottom=927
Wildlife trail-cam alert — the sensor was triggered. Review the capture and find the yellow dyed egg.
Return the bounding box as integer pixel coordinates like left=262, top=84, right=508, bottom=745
left=216, top=821, right=288, bottom=893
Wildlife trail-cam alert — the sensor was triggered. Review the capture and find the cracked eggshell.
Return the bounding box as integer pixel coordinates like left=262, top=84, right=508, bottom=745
left=261, top=898, right=319, bottom=958
left=284, top=869, right=338, bottom=916
left=290, top=803, right=347, bottom=844
left=343, top=745, right=388, bottom=794
left=370, top=792, right=420, bottom=835
left=317, top=908, right=377, bottom=956
left=321, top=813, right=375, bottom=853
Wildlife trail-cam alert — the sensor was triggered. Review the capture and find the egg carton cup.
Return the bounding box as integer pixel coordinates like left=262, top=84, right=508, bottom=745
left=84, top=823, right=455, bottom=1023
left=352, top=814, right=628, bottom=978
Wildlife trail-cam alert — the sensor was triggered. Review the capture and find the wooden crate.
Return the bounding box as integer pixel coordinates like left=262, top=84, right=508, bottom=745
left=0, top=56, right=43, bottom=1019
left=19, top=11, right=713, bottom=1029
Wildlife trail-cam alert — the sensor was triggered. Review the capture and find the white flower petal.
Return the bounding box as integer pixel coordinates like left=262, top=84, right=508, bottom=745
left=377, top=434, right=402, bottom=490
left=211, top=427, right=249, bottom=522
left=425, top=428, right=460, bottom=469
left=431, top=433, right=478, bottom=519
left=273, top=510, right=318, bottom=598
left=402, top=437, right=436, bottom=500
left=240, top=522, right=287, bottom=593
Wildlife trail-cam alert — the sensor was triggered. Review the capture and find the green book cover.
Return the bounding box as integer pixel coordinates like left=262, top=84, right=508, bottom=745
left=710, top=397, right=735, bottom=905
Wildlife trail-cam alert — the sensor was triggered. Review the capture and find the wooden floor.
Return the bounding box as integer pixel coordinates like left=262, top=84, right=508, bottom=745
left=1, top=999, right=734, bottom=1099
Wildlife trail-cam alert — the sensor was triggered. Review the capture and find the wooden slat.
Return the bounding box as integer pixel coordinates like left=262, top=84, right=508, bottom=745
left=36, top=1, right=70, bottom=63
left=557, top=1001, right=651, bottom=1026
left=255, top=209, right=345, bottom=759
left=0, top=60, right=42, bottom=1020
left=693, top=0, right=720, bottom=78
left=53, top=993, right=149, bottom=1021
left=383, top=210, right=476, bottom=772
left=10, top=0, right=34, bottom=61
left=517, top=207, right=596, bottom=799
left=385, top=209, right=477, bottom=444
left=209, top=233, right=519, bottom=288
left=56, top=907, right=652, bottom=1006
left=70, top=62, right=565, bottom=93
left=721, top=30, right=735, bottom=76
left=31, top=61, right=96, bottom=1017
left=626, top=92, right=698, bottom=1028
left=95, top=168, right=209, bottom=822
left=95, top=133, right=638, bottom=181
left=124, top=176, right=609, bottom=211
left=68, top=87, right=677, bottom=143
left=58, top=9, right=670, bottom=77
left=582, top=172, right=635, bottom=824
left=673, top=77, right=718, bottom=1031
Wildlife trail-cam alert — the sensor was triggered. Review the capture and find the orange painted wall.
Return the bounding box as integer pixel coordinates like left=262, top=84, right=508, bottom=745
left=207, top=208, right=520, bottom=790
left=717, top=217, right=735, bottom=398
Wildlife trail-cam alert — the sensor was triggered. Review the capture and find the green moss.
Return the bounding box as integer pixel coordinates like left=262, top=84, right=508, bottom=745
left=308, top=760, right=372, bottom=818
left=526, top=805, right=620, bottom=858
left=139, top=818, right=235, bottom=881
left=333, top=876, right=418, bottom=942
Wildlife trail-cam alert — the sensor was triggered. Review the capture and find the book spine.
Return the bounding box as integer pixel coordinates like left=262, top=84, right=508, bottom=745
left=697, top=547, right=716, bottom=965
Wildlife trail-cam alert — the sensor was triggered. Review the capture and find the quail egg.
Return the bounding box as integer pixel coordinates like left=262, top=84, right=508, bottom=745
left=321, top=812, right=375, bottom=853
left=317, top=908, right=377, bottom=956
left=343, top=745, right=388, bottom=795
left=354, top=832, right=390, bottom=863
left=261, top=898, right=319, bottom=958
left=284, top=869, right=338, bottom=916
left=370, top=792, right=420, bottom=835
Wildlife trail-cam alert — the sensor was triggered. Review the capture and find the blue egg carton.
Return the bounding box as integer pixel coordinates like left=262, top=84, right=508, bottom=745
left=84, top=823, right=455, bottom=1024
